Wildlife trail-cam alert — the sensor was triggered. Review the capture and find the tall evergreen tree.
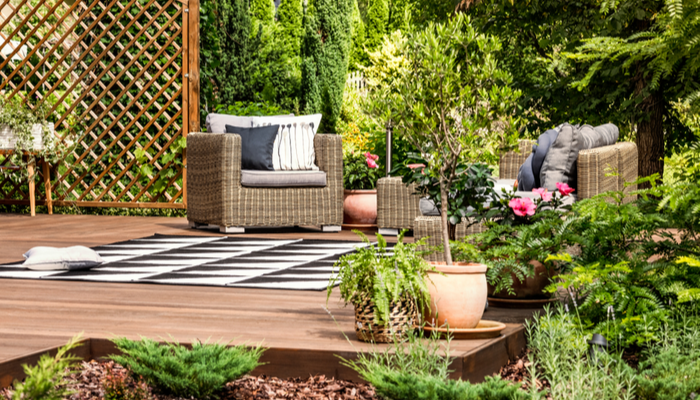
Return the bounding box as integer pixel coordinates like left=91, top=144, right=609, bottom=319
left=250, top=0, right=275, bottom=33
left=388, top=0, right=409, bottom=32
left=365, top=0, right=389, bottom=51
left=278, top=0, right=304, bottom=58
left=349, top=0, right=368, bottom=71
left=300, top=0, right=353, bottom=132
left=200, top=0, right=261, bottom=118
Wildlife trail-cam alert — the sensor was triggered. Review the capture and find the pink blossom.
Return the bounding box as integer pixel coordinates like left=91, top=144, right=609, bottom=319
left=407, top=163, right=426, bottom=169
left=509, top=197, right=536, bottom=217
left=556, top=182, right=575, bottom=197
left=366, top=158, right=378, bottom=169
left=532, top=188, right=553, bottom=202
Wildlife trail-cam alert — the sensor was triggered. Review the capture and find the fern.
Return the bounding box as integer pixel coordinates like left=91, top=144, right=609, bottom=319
left=110, top=337, right=264, bottom=399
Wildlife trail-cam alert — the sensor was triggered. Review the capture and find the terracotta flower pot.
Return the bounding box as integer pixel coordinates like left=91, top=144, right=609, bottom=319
left=488, top=260, right=556, bottom=300
left=343, top=189, right=377, bottom=225
left=424, top=262, right=487, bottom=330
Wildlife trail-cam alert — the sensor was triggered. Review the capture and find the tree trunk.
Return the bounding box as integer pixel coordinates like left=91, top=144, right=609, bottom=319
left=439, top=183, right=453, bottom=265
left=635, top=82, right=665, bottom=187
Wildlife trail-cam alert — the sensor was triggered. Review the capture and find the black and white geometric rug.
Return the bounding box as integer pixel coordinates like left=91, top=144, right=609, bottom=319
left=0, top=234, right=388, bottom=291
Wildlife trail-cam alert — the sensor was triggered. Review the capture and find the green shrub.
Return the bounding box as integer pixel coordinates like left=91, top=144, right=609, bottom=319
left=11, top=334, right=83, bottom=400
left=341, top=328, right=526, bottom=400
left=110, top=337, right=265, bottom=399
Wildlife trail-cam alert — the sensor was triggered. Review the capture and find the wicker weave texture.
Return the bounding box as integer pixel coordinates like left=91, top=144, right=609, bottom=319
left=186, top=133, right=343, bottom=227
left=499, top=140, right=534, bottom=179
left=577, top=145, right=620, bottom=200
left=414, top=216, right=486, bottom=262
left=377, top=177, right=421, bottom=230
left=354, top=295, right=417, bottom=343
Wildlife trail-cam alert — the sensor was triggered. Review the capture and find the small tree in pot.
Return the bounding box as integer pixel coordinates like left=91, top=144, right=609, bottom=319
left=369, top=14, right=521, bottom=264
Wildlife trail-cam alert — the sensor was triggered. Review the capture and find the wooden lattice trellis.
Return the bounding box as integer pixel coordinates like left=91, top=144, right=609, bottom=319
left=0, top=0, right=199, bottom=210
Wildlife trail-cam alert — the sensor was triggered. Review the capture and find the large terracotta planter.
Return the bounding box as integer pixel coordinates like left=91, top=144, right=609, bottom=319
left=343, top=189, right=377, bottom=225
left=424, top=262, right=487, bottom=330
left=488, top=260, right=556, bottom=300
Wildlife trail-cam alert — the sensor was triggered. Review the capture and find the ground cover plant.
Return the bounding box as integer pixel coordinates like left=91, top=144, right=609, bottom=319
left=341, top=328, right=529, bottom=400
left=109, top=337, right=265, bottom=399
left=7, top=334, right=83, bottom=400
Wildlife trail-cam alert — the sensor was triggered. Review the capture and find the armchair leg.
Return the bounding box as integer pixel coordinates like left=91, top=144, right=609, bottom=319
left=220, top=226, right=245, bottom=234
left=378, top=228, right=400, bottom=236
left=321, top=225, right=341, bottom=233
left=189, top=221, right=209, bottom=229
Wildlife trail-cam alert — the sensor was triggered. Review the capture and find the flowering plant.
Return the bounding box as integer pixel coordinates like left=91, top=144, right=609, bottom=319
left=343, top=151, right=384, bottom=190
left=482, top=182, right=575, bottom=227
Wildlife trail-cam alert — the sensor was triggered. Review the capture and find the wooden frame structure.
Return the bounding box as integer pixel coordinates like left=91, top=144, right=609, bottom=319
left=0, top=0, right=200, bottom=210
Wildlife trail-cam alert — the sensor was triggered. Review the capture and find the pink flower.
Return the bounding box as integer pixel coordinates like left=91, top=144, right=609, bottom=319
left=556, top=182, right=575, bottom=197
left=366, top=158, right=378, bottom=169
left=509, top=197, right=536, bottom=217
left=532, top=188, right=553, bottom=202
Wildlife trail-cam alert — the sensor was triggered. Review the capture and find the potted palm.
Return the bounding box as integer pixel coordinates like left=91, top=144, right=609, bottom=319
left=327, top=231, right=434, bottom=343
left=367, top=15, right=522, bottom=329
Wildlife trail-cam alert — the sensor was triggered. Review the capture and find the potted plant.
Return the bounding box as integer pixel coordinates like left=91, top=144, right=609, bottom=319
left=366, top=15, right=521, bottom=329
left=454, top=184, right=575, bottom=304
left=327, top=231, right=434, bottom=342
left=342, top=151, right=384, bottom=226
left=0, top=94, right=73, bottom=175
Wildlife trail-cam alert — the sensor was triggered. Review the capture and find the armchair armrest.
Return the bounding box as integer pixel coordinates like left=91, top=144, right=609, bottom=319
left=314, top=134, right=343, bottom=189
left=499, top=140, right=534, bottom=180
left=186, top=133, right=241, bottom=224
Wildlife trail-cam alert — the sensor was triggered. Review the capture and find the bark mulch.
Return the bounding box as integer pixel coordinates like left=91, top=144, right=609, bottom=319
left=0, top=360, right=378, bottom=400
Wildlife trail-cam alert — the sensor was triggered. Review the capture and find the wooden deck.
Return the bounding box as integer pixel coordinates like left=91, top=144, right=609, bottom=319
left=0, top=213, right=538, bottom=388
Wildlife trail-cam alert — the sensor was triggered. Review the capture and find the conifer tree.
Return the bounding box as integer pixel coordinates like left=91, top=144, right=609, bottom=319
left=300, top=0, right=353, bottom=132
left=365, top=0, right=388, bottom=51
left=278, top=0, right=304, bottom=58
left=388, top=0, right=409, bottom=32
left=250, top=0, right=275, bottom=25
left=349, top=0, right=368, bottom=71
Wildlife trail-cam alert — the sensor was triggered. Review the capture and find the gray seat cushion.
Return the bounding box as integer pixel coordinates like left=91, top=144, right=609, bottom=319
left=240, top=170, right=326, bottom=187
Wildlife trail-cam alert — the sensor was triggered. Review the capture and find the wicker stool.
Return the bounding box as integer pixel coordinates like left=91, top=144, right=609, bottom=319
left=414, top=216, right=487, bottom=262
left=377, top=177, right=421, bottom=236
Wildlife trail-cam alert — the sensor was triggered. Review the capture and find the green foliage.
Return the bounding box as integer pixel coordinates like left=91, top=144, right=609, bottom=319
left=362, top=29, right=409, bottom=91
left=526, top=307, right=638, bottom=399
left=388, top=0, right=410, bottom=32
left=300, top=0, right=354, bottom=133
left=343, top=151, right=384, bottom=190
left=369, top=14, right=521, bottom=263
left=278, top=0, right=304, bottom=58
left=341, top=328, right=526, bottom=400
left=327, top=231, right=434, bottom=325
left=200, top=0, right=261, bottom=115
left=348, top=0, right=369, bottom=71
left=250, top=0, right=274, bottom=27
left=544, top=178, right=700, bottom=346
left=110, top=337, right=265, bottom=399
left=0, top=94, right=75, bottom=178
left=11, top=334, right=83, bottom=400
left=366, top=0, right=389, bottom=51
left=214, top=101, right=289, bottom=117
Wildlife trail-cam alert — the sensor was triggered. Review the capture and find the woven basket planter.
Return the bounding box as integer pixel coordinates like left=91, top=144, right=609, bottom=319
left=353, top=295, right=417, bottom=343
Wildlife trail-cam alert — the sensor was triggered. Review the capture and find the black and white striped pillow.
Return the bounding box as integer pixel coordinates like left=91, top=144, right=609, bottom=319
left=252, top=114, right=322, bottom=171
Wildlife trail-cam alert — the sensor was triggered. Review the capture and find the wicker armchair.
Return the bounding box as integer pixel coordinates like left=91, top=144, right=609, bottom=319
left=186, top=133, right=343, bottom=233
left=416, top=140, right=640, bottom=260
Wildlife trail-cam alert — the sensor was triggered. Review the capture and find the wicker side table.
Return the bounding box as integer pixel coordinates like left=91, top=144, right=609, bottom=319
left=414, top=216, right=487, bottom=262
left=376, top=176, right=421, bottom=236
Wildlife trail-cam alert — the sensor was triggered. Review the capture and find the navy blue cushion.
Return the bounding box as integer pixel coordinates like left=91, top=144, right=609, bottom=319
left=531, top=129, right=559, bottom=188
left=517, top=153, right=536, bottom=191
left=225, top=124, right=280, bottom=170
